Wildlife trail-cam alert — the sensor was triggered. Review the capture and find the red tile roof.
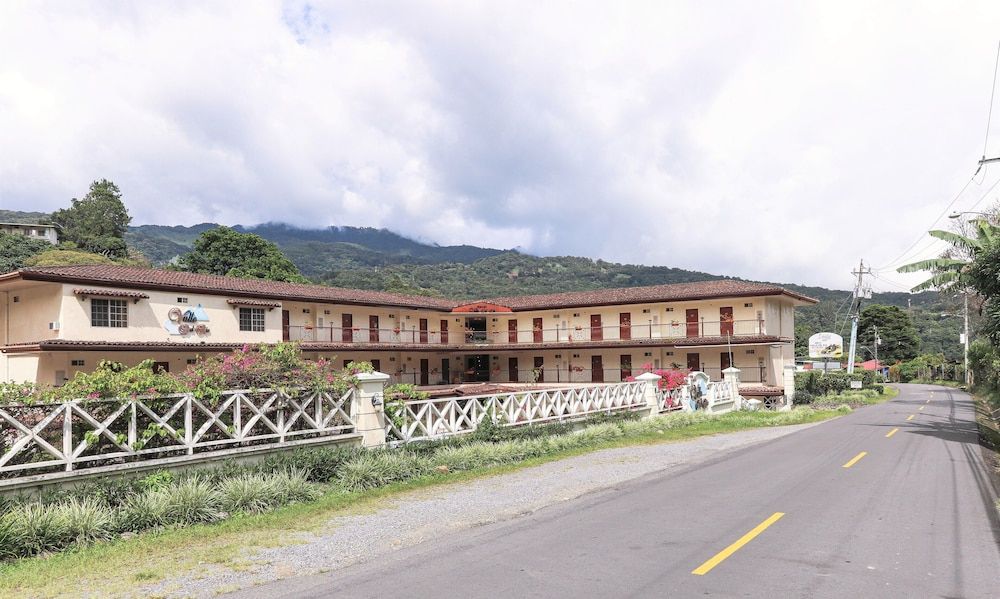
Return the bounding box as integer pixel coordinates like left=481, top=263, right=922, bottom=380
left=5, top=265, right=817, bottom=312
left=478, top=279, right=817, bottom=310
left=12, top=265, right=457, bottom=311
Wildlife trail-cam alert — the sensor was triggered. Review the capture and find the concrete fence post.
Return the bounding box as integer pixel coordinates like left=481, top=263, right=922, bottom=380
left=782, top=365, right=796, bottom=411
left=723, top=366, right=742, bottom=408
left=353, top=371, right=391, bottom=448
left=635, top=372, right=662, bottom=418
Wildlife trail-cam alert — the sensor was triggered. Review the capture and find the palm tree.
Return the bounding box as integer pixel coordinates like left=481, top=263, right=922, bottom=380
left=896, top=218, right=1000, bottom=292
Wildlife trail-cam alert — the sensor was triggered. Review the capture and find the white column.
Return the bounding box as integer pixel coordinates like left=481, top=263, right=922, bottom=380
left=635, top=372, right=662, bottom=418
left=723, top=366, right=742, bottom=408
left=782, top=365, right=796, bottom=410
left=353, top=371, right=391, bottom=448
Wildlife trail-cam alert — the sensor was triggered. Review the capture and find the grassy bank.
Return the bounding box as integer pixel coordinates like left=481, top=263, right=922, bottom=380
left=0, top=407, right=845, bottom=599
left=807, top=385, right=899, bottom=409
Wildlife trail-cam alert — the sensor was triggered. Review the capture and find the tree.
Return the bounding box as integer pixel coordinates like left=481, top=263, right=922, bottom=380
left=179, top=226, right=308, bottom=283
left=51, top=179, right=132, bottom=259
left=0, top=233, right=51, bottom=272
left=858, top=304, right=920, bottom=363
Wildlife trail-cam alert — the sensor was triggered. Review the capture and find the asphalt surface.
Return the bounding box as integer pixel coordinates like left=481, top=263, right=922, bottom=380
left=230, top=384, right=1000, bottom=598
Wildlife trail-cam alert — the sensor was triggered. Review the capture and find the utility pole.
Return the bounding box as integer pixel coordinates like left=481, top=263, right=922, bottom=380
left=847, top=259, right=872, bottom=374
left=873, top=325, right=881, bottom=381
left=964, top=291, right=970, bottom=386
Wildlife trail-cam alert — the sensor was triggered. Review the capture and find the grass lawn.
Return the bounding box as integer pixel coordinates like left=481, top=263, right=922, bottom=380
left=0, top=408, right=844, bottom=599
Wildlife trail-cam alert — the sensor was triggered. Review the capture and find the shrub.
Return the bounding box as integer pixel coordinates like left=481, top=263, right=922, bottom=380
left=218, top=473, right=276, bottom=515
left=59, top=497, right=114, bottom=545
left=10, top=502, right=71, bottom=556
left=258, top=445, right=362, bottom=483
left=0, top=511, right=25, bottom=560
left=338, top=451, right=430, bottom=491
left=160, top=478, right=223, bottom=525
left=115, top=490, right=169, bottom=532
left=793, top=390, right=815, bottom=405
left=268, top=468, right=320, bottom=505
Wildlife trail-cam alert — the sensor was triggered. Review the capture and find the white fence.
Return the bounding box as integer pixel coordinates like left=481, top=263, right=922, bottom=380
left=385, top=381, right=648, bottom=443
left=656, top=376, right=739, bottom=414
left=0, top=388, right=356, bottom=478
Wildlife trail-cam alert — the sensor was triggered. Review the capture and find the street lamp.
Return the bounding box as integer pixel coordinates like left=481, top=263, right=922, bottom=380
left=948, top=211, right=990, bottom=219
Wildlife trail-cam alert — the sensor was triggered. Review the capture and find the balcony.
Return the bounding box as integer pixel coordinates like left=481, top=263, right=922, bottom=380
left=285, top=319, right=771, bottom=348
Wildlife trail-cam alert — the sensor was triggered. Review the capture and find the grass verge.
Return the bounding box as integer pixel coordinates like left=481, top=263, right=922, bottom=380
left=809, top=384, right=899, bottom=409
left=0, top=408, right=843, bottom=599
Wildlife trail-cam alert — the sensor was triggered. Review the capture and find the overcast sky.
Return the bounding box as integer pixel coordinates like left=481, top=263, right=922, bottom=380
left=3, top=1, right=1000, bottom=291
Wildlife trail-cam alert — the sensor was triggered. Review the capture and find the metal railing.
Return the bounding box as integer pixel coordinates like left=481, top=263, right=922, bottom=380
left=285, top=319, right=768, bottom=346
left=0, top=388, right=356, bottom=478
left=385, top=381, right=648, bottom=443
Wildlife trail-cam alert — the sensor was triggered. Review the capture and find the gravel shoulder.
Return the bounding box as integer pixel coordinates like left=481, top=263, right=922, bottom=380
left=138, top=421, right=824, bottom=598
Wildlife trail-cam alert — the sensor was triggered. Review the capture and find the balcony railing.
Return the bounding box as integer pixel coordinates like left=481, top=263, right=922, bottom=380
left=389, top=366, right=766, bottom=386
left=286, top=319, right=768, bottom=347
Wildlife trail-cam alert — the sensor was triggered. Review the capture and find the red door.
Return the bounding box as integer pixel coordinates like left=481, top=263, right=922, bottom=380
left=508, top=319, right=518, bottom=343
left=282, top=310, right=290, bottom=342
left=590, top=315, right=603, bottom=341
left=685, top=309, right=699, bottom=338
left=419, top=359, right=429, bottom=385
left=534, top=356, right=544, bottom=382
left=687, top=352, right=701, bottom=372
left=369, top=315, right=379, bottom=343
left=372, top=359, right=381, bottom=372
left=419, top=318, right=428, bottom=343
left=508, top=357, right=518, bottom=382
left=619, top=312, right=631, bottom=340
left=440, top=320, right=449, bottom=344
left=591, top=355, right=604, bottom=382
left=533, top=317, right=543, bottom=343
left=620, top=354, right=632, bottom=379
left=341, top=314, right=353, bottom=343
left=721, top=352, right=732, bottom=373
left=720, top=307, right=734, bottom=337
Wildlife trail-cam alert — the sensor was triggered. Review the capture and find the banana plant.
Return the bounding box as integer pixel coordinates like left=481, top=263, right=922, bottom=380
left=897, top=219, right=1000, bottom=292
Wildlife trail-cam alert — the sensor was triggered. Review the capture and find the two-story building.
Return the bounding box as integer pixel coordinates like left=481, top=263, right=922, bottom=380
left=0, top=265, right=817, bottom=395
left=0, top=223, right=59, bottom=245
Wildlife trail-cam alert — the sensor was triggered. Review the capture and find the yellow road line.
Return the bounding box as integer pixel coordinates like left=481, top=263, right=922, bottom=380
left=885, top=428, right=899, bottom=438
left=842, top=451, right=867, bottom=468
left=906, top=414, right=915, bottom=421
left=919, top=406, right=925, bottom=411
left=692, top=512, right=785, bottom=575
left=925, top=399, right=930, bottom=404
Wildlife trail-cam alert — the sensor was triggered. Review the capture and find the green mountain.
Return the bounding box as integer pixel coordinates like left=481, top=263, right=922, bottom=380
left=7, top=210, right=964, bottom=361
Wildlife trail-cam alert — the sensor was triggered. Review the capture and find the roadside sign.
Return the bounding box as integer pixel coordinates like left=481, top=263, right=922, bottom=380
left=850, top=380, right=863, bottom=389
left=808, top=332, right=844, bottom=359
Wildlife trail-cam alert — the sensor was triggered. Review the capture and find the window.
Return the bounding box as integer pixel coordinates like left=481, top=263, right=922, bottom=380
left=177, top=297, right=189, bottom=304
left=239, top=307, right=265, bottom=332
left=71, top=359, right=85, bottom=367
left=91, top=299, right=128, bottom=327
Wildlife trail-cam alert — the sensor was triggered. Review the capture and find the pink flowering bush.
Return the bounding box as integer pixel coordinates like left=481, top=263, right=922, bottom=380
left=626, top=363, right=689, bottom=390
left=175, top=343, right=371, bottom=404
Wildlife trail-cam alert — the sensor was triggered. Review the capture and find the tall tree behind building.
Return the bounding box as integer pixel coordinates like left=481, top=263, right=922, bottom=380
left=51, top=179, right=132, bottom=259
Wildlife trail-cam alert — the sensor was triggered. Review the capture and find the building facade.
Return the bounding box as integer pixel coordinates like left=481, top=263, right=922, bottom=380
left=0, top=265, right=816, bottom=393
left=0, top=223, right=59, bottom=245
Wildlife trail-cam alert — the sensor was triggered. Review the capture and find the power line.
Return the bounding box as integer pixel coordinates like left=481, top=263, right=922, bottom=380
left=877, top=171, right=1000, bottom=272
left=982, top=40, right=1000, bottom=161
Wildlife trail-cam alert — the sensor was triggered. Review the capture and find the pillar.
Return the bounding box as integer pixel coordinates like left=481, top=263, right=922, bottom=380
left=635, top=372, right=662, bottom=418
left=353, top=371, right=391, bottom=448
left=782, top=365, right=796, bottom=411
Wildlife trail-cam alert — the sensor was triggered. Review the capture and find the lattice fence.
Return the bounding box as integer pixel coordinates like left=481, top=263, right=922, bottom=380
left=385, top=381, right=648, bottom=443
left=0, top=388, right=355, bottom=478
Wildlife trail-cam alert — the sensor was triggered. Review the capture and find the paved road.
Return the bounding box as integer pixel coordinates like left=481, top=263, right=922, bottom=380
left=232, top=385, right=1000, bottom=598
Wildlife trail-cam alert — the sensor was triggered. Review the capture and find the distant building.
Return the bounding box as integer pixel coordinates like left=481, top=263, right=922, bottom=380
left=0, top=222, right=58, bottom=245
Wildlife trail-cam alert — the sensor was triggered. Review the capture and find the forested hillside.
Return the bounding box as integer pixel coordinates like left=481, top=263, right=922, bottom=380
left=5, top=211, right=964, bottom=360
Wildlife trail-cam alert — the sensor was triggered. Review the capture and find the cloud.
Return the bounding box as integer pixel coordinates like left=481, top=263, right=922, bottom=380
left=2, top=1, right=1000, bottom=289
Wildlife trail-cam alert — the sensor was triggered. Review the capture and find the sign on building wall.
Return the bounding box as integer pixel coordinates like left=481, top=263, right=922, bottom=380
left=808, top=332, right=843, bottom=359
left=164, top=304, right=211, bottom=336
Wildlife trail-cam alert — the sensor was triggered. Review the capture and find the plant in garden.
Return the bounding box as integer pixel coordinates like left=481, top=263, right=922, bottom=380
left=383, top=383, right=430, bottom=431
